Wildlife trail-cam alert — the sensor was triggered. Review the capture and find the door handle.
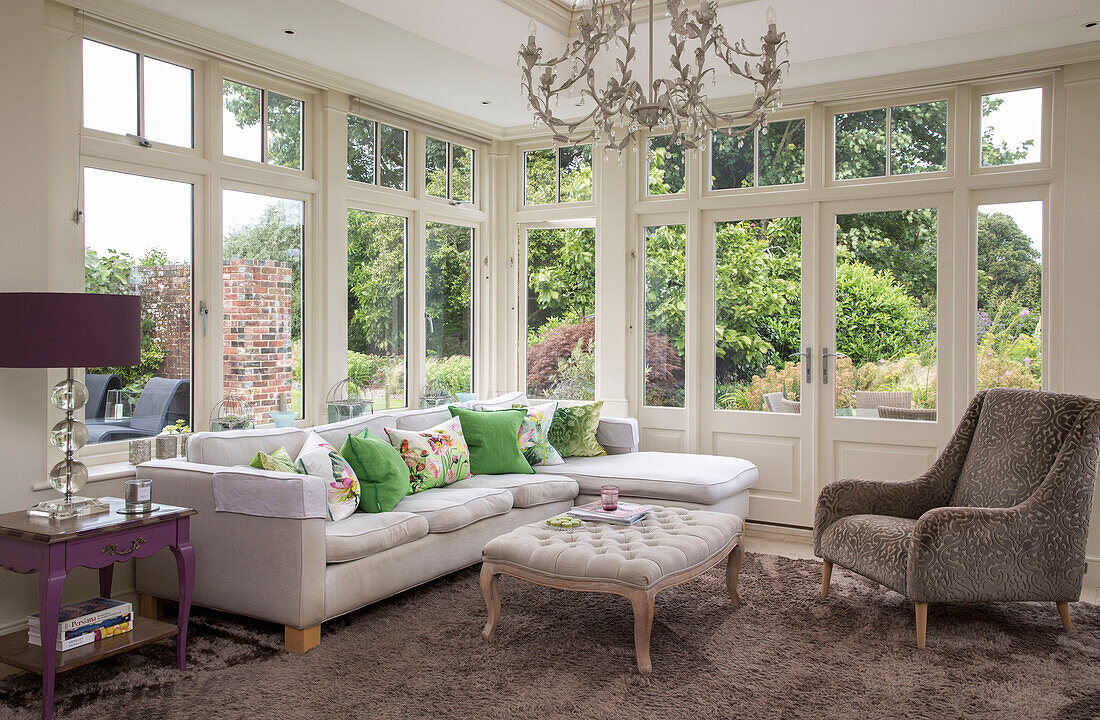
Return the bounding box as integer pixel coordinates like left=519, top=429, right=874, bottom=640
left=821, top=347, right=848, bottom=384
left=790, top=347, right=811, bottom=384
left=199, top=300, right=209, bottom=336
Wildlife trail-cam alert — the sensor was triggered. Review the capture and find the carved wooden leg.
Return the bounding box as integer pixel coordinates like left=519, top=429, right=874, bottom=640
left=915, top=602, right=928, bottom=649
left=171, top=539, right=196, bottom=670
left=629, top=589, right=656, bottom=675
left=1057, top=602, right=1073, bottom=631
left=284, top=625, right=321, bottom=654
left=480, top=563, right=502, bottom=642
left=38, top=548, right=66, bottom=720
left=725, top=543, right=744, bottom=605
left=138, top=593, right=167, bottom=621
left=821, top=560, right=833, bottom=597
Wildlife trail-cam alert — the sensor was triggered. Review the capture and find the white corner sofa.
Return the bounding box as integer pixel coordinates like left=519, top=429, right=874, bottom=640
left=133, top=393, right=758, bottom=652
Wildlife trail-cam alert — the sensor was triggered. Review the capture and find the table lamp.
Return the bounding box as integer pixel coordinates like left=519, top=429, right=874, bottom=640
left=0, top=292, right=141, bottom=519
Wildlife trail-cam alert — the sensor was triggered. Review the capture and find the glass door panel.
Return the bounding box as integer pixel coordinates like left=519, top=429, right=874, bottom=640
left=834, top=209, right=938, bottom=421
left=714, top=217, right=802, bottom=412
left=424, top=222, right=474, bottom=397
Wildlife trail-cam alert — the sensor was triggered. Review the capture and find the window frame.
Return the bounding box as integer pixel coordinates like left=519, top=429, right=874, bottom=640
left=639, top=216, right=690, bottom=410
left=80, top=24, right=204, bottom=156
left=969, top=77, right=1052, bottom=176
left=521, top=143, right=596, bottom=207
left=826, top=91, right=954, bottom=187
left=425, top=136, right=476, bottom=204
left=220, top=69, right=310, bottom=175
left=642, top=133, right=688, bottom=198
left=346, top=112, right=409, bottom=191
left=422, top=217, right=479, bottom=398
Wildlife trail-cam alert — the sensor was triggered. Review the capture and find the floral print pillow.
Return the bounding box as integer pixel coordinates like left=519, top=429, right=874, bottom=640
left=294, top=431, right=361, bottom=522
left=385, top=417, right=472, bottom=494
left=513, top=402, right=564, bottom=466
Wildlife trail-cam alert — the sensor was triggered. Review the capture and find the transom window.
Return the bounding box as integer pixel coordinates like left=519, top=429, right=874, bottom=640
left=222, top=80, right=304, bottom=170
left=980, top=88, right=1042, bottom=167
left=834, top=100, right=947, bottom=180
left=523, top=145, right=593, bottom=204
left=646, top=135, right=686, bottom=196
left=82, top=38, right=194, bottom=148
left=426, top=138, right=474, bottom=202
left=711, top=119, right=806, bottom=190
left=347, top=115, right=408, bottom=190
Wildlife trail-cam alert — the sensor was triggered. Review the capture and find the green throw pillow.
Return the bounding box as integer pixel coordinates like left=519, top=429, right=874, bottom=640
left=248, top=447, right=299, bottom=473
left=447, top=407, right=533, bottom=475
left=340, top=431, right=411, bottom=513
left=547, top=401, right=606, bottom=458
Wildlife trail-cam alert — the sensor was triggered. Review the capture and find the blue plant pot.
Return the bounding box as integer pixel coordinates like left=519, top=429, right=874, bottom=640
left=272, top=411, right=298, bottom=428
left=455, top=392, right=478, bottom=403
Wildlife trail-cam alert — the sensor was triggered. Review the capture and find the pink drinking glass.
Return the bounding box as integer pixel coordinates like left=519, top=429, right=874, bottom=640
left=601, top=485, right=619, bottom=511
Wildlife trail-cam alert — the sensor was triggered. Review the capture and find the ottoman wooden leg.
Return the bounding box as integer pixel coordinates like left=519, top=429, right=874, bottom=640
left=725, top=543, right=744, bottom=605
left=480, top=563, right=502, bottom=642
left=629, top=589, right=655, bottom=674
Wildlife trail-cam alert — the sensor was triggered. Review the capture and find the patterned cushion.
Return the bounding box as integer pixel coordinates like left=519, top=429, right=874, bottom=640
left=385, top=417, right=472, bottom=494
left=547, top=401, right=606, bottom=458
left=513, top=401, right=564, bottom=466
left=482, top=506, right=743, bottom=589
left=294, top=432, right=361, bottom=522
left=818, top=514, right=916, bottom=595
left=248, top=447, right=298, bottom=474
left=951, top=388, right=1095, bottom=508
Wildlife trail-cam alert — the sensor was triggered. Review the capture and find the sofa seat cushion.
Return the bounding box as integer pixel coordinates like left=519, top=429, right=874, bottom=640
left=325, top=512, right=429, bottom=563
left=448, top=474, right=578, bottom=509
left=536, top=451, right=757, bottom=505
left=393, top=487, right=513, bottom=533
left=818, top=514, right=916, bottom=595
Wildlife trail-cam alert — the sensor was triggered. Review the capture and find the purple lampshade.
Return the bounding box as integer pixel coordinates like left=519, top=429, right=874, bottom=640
left=0, top=292, right=141, bottom=368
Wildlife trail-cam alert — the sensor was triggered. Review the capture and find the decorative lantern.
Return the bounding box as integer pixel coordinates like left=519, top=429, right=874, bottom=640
left=419, top=384, right=453, bottom=410
left=326, top=378, right=373, bottom=423
left=209, top=395, right=255, bottom=432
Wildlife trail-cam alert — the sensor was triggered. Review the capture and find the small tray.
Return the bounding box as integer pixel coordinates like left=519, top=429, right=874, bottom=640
left=116, top=505, right=160, bottom=516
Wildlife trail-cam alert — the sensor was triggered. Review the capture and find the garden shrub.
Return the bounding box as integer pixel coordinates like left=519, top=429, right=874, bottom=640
left=526, top=321, right=594, bottom=395
left=425, top=355, right=472, bottom=396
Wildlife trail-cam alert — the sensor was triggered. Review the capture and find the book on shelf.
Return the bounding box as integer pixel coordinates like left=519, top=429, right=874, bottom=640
left=28, top=597, right=131, bottom=634
left=568, top=500, right=653, bottom=525
left=28, top=615, right=133, bottom=652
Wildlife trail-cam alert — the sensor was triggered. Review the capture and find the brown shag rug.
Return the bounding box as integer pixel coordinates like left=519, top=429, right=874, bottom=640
left=2, top=552, right=1100, bottom=720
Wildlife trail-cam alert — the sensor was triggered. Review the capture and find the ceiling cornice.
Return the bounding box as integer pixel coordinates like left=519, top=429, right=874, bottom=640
left=497, top=0, right=759, bottom=36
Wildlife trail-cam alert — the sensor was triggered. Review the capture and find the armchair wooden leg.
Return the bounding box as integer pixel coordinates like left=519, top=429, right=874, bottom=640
left=285, top=625, right=321, bottom=654
left=1057, top=602, right=1073, bottom=631
left=915, top=602, right=928, bottom=648
left=821, top=560, right=833, bottom=597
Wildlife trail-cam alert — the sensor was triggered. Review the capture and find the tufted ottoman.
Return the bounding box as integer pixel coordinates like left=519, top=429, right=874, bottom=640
left=479, top=506, right=745, bottom=673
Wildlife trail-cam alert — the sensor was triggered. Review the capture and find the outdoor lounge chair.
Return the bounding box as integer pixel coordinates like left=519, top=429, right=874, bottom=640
left=86, top=377, right=190, bottom=443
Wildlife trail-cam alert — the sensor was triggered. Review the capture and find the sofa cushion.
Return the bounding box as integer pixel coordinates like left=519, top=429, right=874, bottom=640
left=818, top=514, right=916, bottom=595
left=315, top=413, right=399, bottom=448
left=448, top=407, right=533, bottom=475
left=448, top=473, right=578, bottom=508
left=325, top=512, right=429, bottom=563
left=385, top=417, right=472, bottom=493
left=537, top=451, right=757, bottom=505
left=248, top=447, right=298, bottom=474
left=393, top=487, right=513, bottom=533
left=295, top=432, right=361, bottom=522
left=396, top=406, right=454, bottom=431
left=471, top=391, right=529, bottom=410
left=187, top=427, right=308, bottom=466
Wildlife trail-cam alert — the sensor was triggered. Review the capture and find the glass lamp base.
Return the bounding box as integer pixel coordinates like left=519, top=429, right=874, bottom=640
left=28, top=496, right=110, bottom=520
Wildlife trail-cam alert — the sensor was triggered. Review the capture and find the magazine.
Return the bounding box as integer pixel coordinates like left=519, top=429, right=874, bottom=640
left=29, top=616, right=133, bottom=652
left=568, top=500, right=652, bottom=525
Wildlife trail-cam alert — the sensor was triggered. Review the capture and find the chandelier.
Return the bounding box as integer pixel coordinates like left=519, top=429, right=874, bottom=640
left=519, top=0, right=789, bottom=161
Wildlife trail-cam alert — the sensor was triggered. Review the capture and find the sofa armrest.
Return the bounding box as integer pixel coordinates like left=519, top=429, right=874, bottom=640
left=133, top=459, right=327, bottom=629
left=139, top=459, right=328, bottom=519
left=813, top=477, right=945, bottom=557
left=908, top=503, right=1085, bottom=603
left=597, top=416, right=639, bottom=455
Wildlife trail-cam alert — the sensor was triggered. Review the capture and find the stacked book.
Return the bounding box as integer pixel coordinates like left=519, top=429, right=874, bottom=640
left=568, top=500, right=652, bottom=525
left=28, top=598, right=134, bottom=652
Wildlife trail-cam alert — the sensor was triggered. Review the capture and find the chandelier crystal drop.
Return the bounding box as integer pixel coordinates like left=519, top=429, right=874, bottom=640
left=519, top=0, right=789, bottom=154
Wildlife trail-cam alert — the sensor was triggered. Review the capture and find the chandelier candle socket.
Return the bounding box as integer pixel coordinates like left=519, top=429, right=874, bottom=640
left=519, top=0, right=789, bottom=158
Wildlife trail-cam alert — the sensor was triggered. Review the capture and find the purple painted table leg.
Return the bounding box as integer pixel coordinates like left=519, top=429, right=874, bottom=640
left=170, top=518, right=194, bottom=671
left=98, top=565, right=113, bottom=599
left=39, top=546, right=65, bottom=720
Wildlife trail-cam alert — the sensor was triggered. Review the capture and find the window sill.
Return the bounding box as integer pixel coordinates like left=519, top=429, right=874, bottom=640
left=31, top=462, right=136, bottom=493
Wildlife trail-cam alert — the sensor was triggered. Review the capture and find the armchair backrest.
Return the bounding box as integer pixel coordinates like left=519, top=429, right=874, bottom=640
left=950, top=388, right=1100, bottom=508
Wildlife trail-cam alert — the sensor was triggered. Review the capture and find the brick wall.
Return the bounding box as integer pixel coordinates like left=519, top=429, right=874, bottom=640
left=139, top=259, right=294, bottom=425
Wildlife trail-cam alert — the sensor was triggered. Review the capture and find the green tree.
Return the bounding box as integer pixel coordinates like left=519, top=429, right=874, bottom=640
left=977, top=211, right=1041, bottom=312
left=981, top=95, right=1033, bottom=167
left=835, top=262, right=926, bottom=364
left=425, top=223, right=473, bottom=360
left=223, top=81, right=302, bottom=169
left=347, top=210, right=404, bottom=355
left=527, top=227, right=596, bottom=334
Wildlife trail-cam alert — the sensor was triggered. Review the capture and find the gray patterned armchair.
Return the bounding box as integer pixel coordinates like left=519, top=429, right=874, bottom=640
left=814, top=388, right=1100, bottom=647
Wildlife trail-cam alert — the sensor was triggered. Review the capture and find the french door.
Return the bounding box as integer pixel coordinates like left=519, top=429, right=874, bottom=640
left=693, top=193, right=956, bottom=528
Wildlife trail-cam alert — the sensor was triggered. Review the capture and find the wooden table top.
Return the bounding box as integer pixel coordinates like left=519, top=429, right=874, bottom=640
left=0, top=498, right=195, bottom=544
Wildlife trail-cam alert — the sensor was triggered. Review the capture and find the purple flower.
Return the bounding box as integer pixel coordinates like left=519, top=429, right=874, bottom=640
left=986, top=350, right=993, bottom=357
left=1004, top=370, right=1012, bottom=377
left=1024, top=357, right=1032, bottom=366
left=1020, top=308, right=1030, bottom=317
left=878, top=359, right=886, bottom=364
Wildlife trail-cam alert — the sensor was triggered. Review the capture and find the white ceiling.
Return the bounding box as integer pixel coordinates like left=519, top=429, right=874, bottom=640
left=113, top=0, right=1100, bottom=130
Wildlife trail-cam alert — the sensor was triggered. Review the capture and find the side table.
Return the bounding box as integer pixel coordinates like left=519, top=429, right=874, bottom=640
left=0, top=498, right=196, bottom=720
